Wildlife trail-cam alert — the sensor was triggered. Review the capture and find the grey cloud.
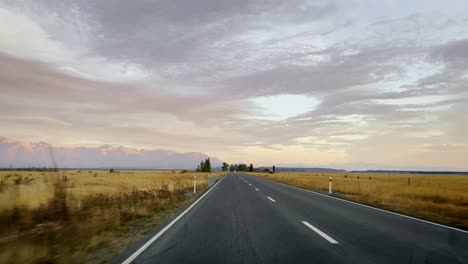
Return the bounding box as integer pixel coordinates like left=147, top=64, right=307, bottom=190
left=415, top=38, right=468, bottom=95
left=424, top=143, right=466, bottom=151
left=85, top=0, right=340, bottom=65
left=0, top=53, right=234, bottom=119
left=3, top=0, right=341, bottom=66
left=0, top=52, right=255, bottom=151
left=1, top=1, right=468, bottom=169
left=430, top=38, right=468, bottom=80
left=213, top=43, right=421, bottom=99
left=432, top=38, right=468, bottom=64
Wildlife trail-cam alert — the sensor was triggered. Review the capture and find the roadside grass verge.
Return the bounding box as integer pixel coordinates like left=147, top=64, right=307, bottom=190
left=0, top=170, right=222, bottom=263
left=247, top=172, right=468, bottom=230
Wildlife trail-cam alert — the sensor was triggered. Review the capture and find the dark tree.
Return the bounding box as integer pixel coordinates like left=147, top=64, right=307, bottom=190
left=205, top=158, right=211, bottom=172
left=197, top=158, right=212, bottom=172
left=273, top=165, right=276, bottom=173
left=200, top=161, right=205, bottom=172
left=239, top=164, right=248, bottom=171
left=222, top=162, right=229, bottom=171
left=249, top=164, right=253, bottom=172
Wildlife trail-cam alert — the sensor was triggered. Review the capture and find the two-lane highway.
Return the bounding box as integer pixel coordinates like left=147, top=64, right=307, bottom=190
left=120, top=173, right=468, bottom=264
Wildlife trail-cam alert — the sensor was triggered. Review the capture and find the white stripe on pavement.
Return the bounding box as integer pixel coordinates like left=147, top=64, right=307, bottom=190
left=267, top=196, right=276, bottom=202
left=302, top=221, right=339, bottom=244
left=255, top=188, right=259, bottom=191
left=260, top=177, right=468, bottom=234
left=121, top=177, right=225, bottom=264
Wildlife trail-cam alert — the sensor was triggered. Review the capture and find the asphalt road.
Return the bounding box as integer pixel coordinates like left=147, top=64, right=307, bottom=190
left=121, top=173, right=468, bottom=264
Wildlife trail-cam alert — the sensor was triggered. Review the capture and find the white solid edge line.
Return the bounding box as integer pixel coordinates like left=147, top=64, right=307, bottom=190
left=267, top=196, right=276, bottom=202
left=255, top=188, right=259, bottom=191
left=302, top=221, right=339, bottom=244
left=259, top=177, right=468, bottom=234
left=121, top=176, right=225, bottom=264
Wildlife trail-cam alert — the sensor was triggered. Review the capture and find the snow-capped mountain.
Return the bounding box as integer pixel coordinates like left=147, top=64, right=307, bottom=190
left=0, top=137, right=221, bottom=169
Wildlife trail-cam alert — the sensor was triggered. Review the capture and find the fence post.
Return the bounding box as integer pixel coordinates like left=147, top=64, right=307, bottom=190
left=357, top=175, right=360, bottom=193
left=194, top=175, right=197, bottom=194
left=329, top=176, right=332, bottom=194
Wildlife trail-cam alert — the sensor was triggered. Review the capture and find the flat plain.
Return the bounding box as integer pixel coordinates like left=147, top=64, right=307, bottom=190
left=0, top=170, right=223, bottom=264
left=247, top=172, right=468, bottom=230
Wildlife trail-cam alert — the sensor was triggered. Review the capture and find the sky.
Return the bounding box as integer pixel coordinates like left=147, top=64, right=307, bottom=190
left=0, top=0, right=467, bottom=170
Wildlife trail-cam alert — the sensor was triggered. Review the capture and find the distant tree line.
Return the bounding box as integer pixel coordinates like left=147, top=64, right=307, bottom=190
left=0, top=167, right=58, bottom=172
left=227, top=163, right=254, bottom=172
left=218, top=163, right=277, bottom=173
left=196, top=158, right=211, bottom=172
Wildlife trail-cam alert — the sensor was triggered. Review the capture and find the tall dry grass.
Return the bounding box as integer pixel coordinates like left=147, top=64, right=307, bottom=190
left=248, top=172, right=468, bottom=230
left=0, top=170, right=222, bottom=263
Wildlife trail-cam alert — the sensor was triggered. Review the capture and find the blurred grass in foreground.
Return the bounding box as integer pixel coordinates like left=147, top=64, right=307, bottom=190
left=247, top=172, right=468, bottom=230
left=0, top=170, right=223, bottom=263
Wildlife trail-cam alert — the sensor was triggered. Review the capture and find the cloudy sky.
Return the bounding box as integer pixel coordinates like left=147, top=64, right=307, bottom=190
left=1, top=0, right=468, bottom=170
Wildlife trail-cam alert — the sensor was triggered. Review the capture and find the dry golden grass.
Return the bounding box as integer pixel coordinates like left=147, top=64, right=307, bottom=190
left=0, top=170, right=223, bottom=264
left=248, top=172, right=468, bottom=230
left=0, top=170, right=216, bottom=210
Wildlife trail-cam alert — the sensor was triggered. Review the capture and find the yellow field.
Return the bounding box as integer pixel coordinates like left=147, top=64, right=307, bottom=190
left=0, top=170, right=214, bottom=210
left=248, top=172, right=468, bottom=230
left=0, top=170, right=223, bottom=264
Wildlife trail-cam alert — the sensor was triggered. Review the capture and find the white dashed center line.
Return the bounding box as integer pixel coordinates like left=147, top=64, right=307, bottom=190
left=267, top=196, right=276, bottom=202
left=301, top=221, right=339, bottom=244
left=255, top=188, right=259, bottom=191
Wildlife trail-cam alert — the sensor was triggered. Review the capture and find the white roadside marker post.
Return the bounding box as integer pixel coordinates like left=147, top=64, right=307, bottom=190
left=194, top=175, right=197, bottom=194
left=329, top=176, right=332, bottom=194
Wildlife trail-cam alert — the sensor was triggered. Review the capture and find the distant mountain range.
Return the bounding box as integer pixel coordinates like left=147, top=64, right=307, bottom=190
left=0, top=137, right=221, bottom=169
left=284, top=167, right=345, bottom=172
left=263, top=167, right=345, bottom=172
left=255, top=166, right=345, bottom=172
left=351, top=170, right=468, bottom=175
left=257, top=167, right=467, bottom=174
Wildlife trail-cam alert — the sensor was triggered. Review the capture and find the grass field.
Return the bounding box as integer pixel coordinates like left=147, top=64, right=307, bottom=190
left=247, top=172, right=468, bottom=230
left=0, top=170, right=223, bottom=264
